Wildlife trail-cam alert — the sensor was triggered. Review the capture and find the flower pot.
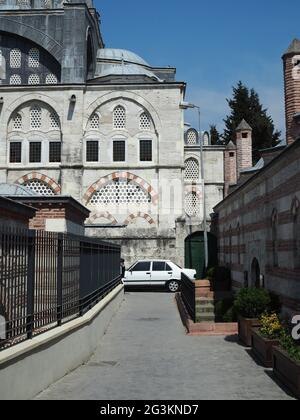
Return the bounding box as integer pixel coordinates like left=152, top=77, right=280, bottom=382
left=238, top=315, right=260, bottom=346
left=251, top=328, right=279, bottom=368
left=273, top=346, right=300, bottom=400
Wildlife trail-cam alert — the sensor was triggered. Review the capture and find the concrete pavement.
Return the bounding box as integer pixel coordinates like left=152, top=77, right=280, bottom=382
left=36, top=292, right=294, bottom=400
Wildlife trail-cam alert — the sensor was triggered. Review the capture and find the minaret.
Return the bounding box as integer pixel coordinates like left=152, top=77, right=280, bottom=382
left=282, top=39, right=300, bottom=145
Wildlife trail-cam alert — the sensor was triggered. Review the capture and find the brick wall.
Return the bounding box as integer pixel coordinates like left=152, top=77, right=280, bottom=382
left=29, top=208, right=66, bottom=230
left=236, top=130, right=252, bottom=174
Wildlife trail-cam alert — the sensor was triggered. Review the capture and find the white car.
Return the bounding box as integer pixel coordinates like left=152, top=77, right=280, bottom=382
left=122, top=260, right=196, bottom=292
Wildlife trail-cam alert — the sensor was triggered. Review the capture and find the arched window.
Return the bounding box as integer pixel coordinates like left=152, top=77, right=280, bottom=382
left=28, top=74, right=40, bottom=85
left=184, top=192, right=200, bottom=217
left=12, top=113, right=22, bottom=130
left=49, top=112, right=60, bottom=129
left=186, top=129, right=198, bottom=145
left=9, top=75, right=21, bottom=85
left=90, top=113, right=100, bottom=130
left=292, top=198, right=300, bottom=268
left=113, top=105, right=126, bottom=129
left=23, top=179, right=55, bottom=196
left=184, top=158, right=199, bottom=181
left=30, top=105, right=42, bottom=129
left=271, top=209, right=278, bottom=267
left=45, top=74, right=58, bottom=84
left=28, top=48, right=39, bottom=68
left=89, top=178, right=151, bottom=206
left=139, top=112, right=151, bottom=130
left=10, top=49, right=21, bottom=68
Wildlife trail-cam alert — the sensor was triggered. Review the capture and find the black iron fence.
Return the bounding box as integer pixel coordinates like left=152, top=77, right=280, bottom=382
left=0, top=225, right=121, bottom=350
left=181, top=273, right=195, bottom=322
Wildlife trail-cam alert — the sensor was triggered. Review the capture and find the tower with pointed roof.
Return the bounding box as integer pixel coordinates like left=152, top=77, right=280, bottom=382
left=236, top=119, right=253, bottom=175
left=282, top=38, right=300, bottom=144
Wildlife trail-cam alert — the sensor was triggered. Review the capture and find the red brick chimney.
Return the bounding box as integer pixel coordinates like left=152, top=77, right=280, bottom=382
left=236, top=119, right=253, bottom=175
left=283, top=39, right=300, bottom=145
left=224, top=141, right=237, bottom=197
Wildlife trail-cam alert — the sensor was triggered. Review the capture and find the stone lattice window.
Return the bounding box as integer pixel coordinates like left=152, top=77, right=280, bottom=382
left=139, top=112, right=151, bottom=130
left=90, top=114, right=100, bottom=129
left=49, top=112, right=60, bottom=129
left=45, top=74, right=58, bottom=84
left=23, top=180, right=55, bottom=196
left=10, top=74, right=21, bottom=85
left=113, top=106, right=126, bottom=129
left=90, top=179, right=151, bottom=206
left=186, top=129, right=198, bottom=145
left=10, top=49, right=21, bottom=68
left=28, top=48, right=39, bottom=68
left=12, top=113, right=22, bottom=130
left=17, top=0, right=31, bottom=6
left=184, top=192, right=200, bottom=217
left=30, top=105, right=42, bottom=129
left=184, top=158, right=199, bottom=180
left=28, top=74, right=40, bottom=85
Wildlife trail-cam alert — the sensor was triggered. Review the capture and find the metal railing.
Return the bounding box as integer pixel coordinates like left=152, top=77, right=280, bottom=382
left=181, top=273, right=195, bottom=322
left=0, top=225, right=121, bottom=350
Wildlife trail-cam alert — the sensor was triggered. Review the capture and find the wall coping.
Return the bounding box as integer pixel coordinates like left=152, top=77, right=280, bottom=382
left=0, top=284, right=124, bottom=367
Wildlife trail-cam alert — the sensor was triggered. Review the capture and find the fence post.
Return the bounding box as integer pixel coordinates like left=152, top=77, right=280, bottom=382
left=57, top=233, right=63, bottom=326
left=26, top=230, right=36, bottom=340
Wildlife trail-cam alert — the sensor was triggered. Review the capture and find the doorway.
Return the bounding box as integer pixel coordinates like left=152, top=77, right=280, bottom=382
left=251, top=258, right=261, bottom=288
left=185, top=232, right=218, bottom=279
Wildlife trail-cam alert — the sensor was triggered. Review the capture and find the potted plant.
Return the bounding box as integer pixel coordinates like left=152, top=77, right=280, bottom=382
left=251, top=313, right=282, bottom=367
left=273, top=330, right=300, bottom=399
left=234, top=288, right=272, bottom=346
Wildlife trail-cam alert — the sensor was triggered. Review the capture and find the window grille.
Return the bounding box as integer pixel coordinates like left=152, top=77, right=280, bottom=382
left=184, top=158, right=199, bottom=180
left=90, top=114, right=100, bottom=130
left=186, top=129, right=198, bottom=145
left=90, top=179, right=151, bottom=206
left=10, top=75, right=21, bottom=85
left=28, top=74, right=40, bottom=85
left=140, top=140, right=152, bottom=162
left=9, top=142, right=22, bottom=163
left=10, top=49, right=21, bottom=68
left=49, top=112, right=60, bottom=129
left=29, top=142, right=42, bottom=163
left=185, top=192, right=200, bottom=217
left=49, top=142, right=61, bottom=163
left=86, top=141, right=99, bottom=162
left=45, top=74, right=58, bottom=84
left=12, top=113, right=22, bottom=130
left=113, top=106, right=126, bottom=129
left=28, top=48, right=39, bottom=68
left=24, top=180, right=55, bottom=196
left=30, top=105, right=42, bottom=129
left=139, top=112, right=151, bottom=130
left=113, top=140, right=126, bottom=162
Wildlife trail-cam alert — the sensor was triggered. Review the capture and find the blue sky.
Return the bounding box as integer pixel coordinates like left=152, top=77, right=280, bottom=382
left=96, top=0, right=300, bottom=136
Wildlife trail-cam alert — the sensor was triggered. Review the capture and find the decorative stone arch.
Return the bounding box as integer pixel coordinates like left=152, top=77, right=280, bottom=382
left=88, top=212, right=118, bottom=226
left=3, top=93, right=63, bottom=127
left=0, top=18, right=63, bottom=62
left=84, top=172, right=158, bottom=205
left=84, top=91, right=162, bottom=134
left=124, top=212, right=155, bottom=226
left=16, top=172, right=61, bottom=195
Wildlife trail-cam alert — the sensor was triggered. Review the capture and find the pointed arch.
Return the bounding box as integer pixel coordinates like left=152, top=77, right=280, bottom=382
left=124, top=212, right=155, bottom=226
left=84, top=172, right=158, bottom=205
left=88, top=212, right=118, bottom=226
left=16, top=172, right=61, bottom=195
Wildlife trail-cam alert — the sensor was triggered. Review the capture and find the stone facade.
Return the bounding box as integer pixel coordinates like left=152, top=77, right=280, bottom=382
left=0, top=0, right=226, bottom=268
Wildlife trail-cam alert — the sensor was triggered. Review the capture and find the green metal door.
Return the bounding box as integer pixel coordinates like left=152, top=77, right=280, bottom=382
left=185, top=232, right=218, bottom=279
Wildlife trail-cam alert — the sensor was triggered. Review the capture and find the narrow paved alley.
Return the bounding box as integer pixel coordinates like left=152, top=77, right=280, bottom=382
left=36, top=292, right=293, bottom=400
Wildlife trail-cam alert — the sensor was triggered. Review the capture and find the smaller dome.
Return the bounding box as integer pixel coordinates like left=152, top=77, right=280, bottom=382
left=95, top=63, right=162, bottom=82
left=97, top=49, right=150, bottom=67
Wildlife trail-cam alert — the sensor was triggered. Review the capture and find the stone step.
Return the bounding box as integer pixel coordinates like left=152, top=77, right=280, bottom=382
left=196, top=314, right=216, bottom=323
left=197, top=308, right=215, bottom=315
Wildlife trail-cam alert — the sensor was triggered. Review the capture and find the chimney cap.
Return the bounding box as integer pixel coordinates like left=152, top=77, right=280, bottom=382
left=236, top=119, right=252, bottom=132
left=283, top=38, right=300, bottom=58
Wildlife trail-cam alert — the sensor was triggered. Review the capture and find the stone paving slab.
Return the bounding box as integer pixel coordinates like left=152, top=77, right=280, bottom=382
left=36, top=292, right=294, bottom=400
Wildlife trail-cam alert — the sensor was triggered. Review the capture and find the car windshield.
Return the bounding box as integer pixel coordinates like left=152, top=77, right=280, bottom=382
left=173, top=263, right=182, bottom=269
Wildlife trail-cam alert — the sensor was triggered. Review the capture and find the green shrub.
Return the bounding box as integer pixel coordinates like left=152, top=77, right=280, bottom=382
left=207, top=267, right=216, bottom=281
left=215, top=298, right=237, bottom=322
left=223, top=306, right=237, bottom=323
left=280, top=330, right=300, bottom=364
left=234, top=288, right=272, bottom=319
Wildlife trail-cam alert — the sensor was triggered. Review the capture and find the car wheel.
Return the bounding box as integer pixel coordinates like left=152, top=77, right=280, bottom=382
left=167, top=280, right=180, bottom=293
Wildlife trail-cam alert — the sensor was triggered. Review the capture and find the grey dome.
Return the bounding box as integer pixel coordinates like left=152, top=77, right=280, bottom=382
left=0, top=183, right=38, bottom=196
left=95, top=63, right=162, bottom=81
left=97, top=48, right=150, bottom=67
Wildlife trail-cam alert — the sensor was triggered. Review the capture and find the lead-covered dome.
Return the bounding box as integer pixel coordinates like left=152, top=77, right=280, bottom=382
left=97, top=49, right=150, bottom=67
